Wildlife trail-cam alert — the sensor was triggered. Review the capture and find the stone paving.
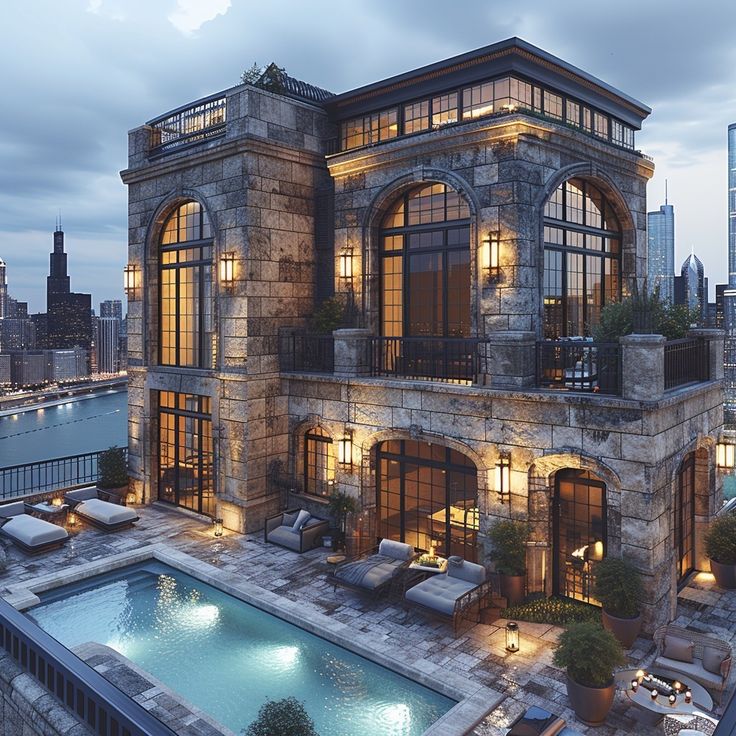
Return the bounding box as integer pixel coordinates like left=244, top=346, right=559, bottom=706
left=1, top=503, right=734, bottom=736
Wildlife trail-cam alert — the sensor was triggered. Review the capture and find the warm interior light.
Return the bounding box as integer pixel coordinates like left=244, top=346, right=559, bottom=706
left=589, top=540, right=604, bottom=561
left=123, top=263, right=141, bottom=300
left=481, top=232, right=500, bottom=279
left=337, top=432, right=353, bottom=466
left=495, top=451, right=511, bottom=502
left=219, top=252, right=235, bottom=289
left=339, top=251, right=353, bottom=280
left=716, top=442, right=735, bottom=469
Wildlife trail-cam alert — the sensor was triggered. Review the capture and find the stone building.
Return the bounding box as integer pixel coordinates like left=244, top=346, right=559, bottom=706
left=122, top=38, right=725, bottom=630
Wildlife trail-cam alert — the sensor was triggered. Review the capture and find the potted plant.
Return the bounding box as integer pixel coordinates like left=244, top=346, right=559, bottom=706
left=327, top=490, right=359, bottom=550
left=704, top=513, right=736, bottom=589
left=244, top=696, right=318, bottom=736
left=553, top=621, right=624, bottom=726
left=593, top=557, right=643, bottom=648
left=487, top=519, right=529, bottom=606
left=97, top=446, right=128, bottom=499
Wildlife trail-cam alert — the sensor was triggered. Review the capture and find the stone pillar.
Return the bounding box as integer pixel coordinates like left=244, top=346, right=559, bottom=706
left=688, top=328, right=725, bottom=381
left=621, top=334, right=665, bottom=401
left=333, top=328, right=371, bottom=377
left=481, top=331, right=536, bottom=387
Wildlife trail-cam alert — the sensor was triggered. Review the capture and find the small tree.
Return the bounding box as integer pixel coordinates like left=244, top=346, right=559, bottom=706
left=553, top=621, right=624, bottom=688
left=486, top=519, right=529, bottom=575
left=244, top=697, right=318, bottom=736
left=327, top=490, right=358, bottom=533
left=312, top=297, right=344, bottom=334
left=704, top=514, right=736, bottom=565
left=592, top=557, right=642, bottom=618
left=98, top=446, right=128, bottom=489
left=241, top=62, right=262, bottom=85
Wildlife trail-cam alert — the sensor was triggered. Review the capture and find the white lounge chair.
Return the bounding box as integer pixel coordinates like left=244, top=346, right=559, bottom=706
left=64, top=487, right=138, bottom=531
left=0, top=501, right=69, bottom=554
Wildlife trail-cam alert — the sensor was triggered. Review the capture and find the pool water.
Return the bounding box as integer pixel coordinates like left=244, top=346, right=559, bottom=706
left=27, top=562, right=454, bottom=736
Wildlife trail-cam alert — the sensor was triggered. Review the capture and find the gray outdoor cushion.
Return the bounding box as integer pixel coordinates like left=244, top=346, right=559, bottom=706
left=282, top=512, right=297, bottom=527
left=654, top=656, right=723, bottom=691
left=0, top=502, right=26, bottom=518
left=663, top=634, right=695, bottom=663
left=2, top=515, right=68, bottom=547
left=447, top=557, right=487, bottom=586
left=378, top=538, right=414, bottom=561
left=352, top=562, right=398, bottom=591
left=303, top=517, right=324, bottom=529
left=702, top=646, right=728, bottom=675
left=267, top=525, right=301, bottom=551
left=77, top=499, right=136, bottom=526
left=405, top=574, right=476, bottom=616
left=292, top=509, right=311, bottom=531
left=66, top=487, right=99, bottom=503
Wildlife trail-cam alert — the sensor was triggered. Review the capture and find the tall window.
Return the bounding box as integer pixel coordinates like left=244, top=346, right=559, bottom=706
left=158, top=391, right=214, bottom=517
left=380, top=183, right=471, bottom=338
left=160, top=201, right=214, bottom=367
left=543, top=179, right=622, bottom=338
left=675, top=454, right=695, bottom=584
left=304, top=428, right=335, bottom=497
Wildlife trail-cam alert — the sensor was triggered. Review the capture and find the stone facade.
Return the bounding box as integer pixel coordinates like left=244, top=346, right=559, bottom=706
left=123, top=42, right=726, bottom=631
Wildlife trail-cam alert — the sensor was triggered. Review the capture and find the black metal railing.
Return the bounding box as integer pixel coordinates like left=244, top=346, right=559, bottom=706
left=536, top=341, right=621, bottom=394
left=664, top=337, right=710, bottom=390
left=149, top=95, right=227, bottom=155
left=279, top=334, right=335, bottom=373
left=0, top=449, right=127, bottom=500
left=0, top=598, right=176, bottom=736
left=370, top=337, right=480, bottom=382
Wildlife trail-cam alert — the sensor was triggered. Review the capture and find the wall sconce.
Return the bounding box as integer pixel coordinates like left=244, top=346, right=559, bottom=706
left=716, top=442, right=735, bottom=470
left=337, top=430, right=353, bottom=467
left=588, top=540, right=604, bottom=562
left=495, top=450, right=511, bottom=503
left=219, top=252, right=236, bottom=291
left=213, top=518, right=224, bottom=537
left=505, top=621, right=519, bottom=652
left=339, top=251, right=353, bottom=281
left=123, top=263, right=141, bottom=301
left=480, top=231, right=500, bottom=280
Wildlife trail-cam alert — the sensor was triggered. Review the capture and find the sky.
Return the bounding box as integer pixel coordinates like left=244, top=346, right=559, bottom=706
left=1, top=0, right=735, bottom=312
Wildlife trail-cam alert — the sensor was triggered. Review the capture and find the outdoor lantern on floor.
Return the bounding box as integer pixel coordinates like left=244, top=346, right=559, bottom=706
left=495, top=450, right=511, bottom=504
left=67, top=510, right=77, bottom=528
left=505, top=621, right=519, bottom=653
left=213, top=518, right=224, bottom=537
left=51, top=497, right=63, bottom=507
left=123, top=263, right=141, bottom=301
left=337, top=430, right=353, bottom=467
left=126, top=490, right=136, bottom=506
left=481, top=231, right=500, bottom=280
left=219, top=252, right=236, bottom=291
left=716, top=441, right=735, bottom=470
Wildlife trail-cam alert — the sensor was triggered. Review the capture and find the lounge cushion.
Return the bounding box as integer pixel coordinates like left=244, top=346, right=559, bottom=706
left=2, top=515, right=68, bottom=547
left=654, top=656, right=723, bottom=691
left=65, top=487, right=99, bottom=503
left=303, top=517, right=324, bottom=529
left=292, top=509, right=311, bottom=531
left=702, top=646, right=728, bottom=675
left=663, top=634, right=695, bottom=663
left=77, top=499, right=137, bottom=526
left=0, top=502, right=26, bottom=518
left=447, top=557, right=487, bottom=585
left=267, top=525, right=301, bottom=551
left=378, top=538, right=414, bottom=561
left=282, top=512, right=297, bottom=527
left=405, top=574, right=476, bottom=616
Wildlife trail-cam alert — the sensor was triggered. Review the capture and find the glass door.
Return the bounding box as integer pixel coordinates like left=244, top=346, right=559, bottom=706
left=675, top=455, right=695, bottom=585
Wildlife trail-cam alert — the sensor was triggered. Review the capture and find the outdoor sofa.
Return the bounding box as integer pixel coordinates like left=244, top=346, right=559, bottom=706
left=330, top=538, right=419, bottom=598
left=0, top=501, right=69, bottom=554
left=404, top=555, right=493, bottom=634
left=64, top=487, right=139, bottom=532
left=264, top=508, right=330, bottom=553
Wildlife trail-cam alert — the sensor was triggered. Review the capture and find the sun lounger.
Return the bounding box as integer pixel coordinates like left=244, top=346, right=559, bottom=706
left=0, top=501, right=68, bottom=554
left=64, top=487, right=138, bottom=531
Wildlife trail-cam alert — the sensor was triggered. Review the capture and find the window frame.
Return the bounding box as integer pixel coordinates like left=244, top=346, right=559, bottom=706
left=304, top=428, right=335, bottom=497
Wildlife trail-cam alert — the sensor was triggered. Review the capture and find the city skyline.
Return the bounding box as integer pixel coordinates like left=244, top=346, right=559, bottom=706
left=0, top=1, right=735, bottom=311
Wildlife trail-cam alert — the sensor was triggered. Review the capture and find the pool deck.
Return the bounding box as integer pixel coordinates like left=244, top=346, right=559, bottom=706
left=1, top=503, right=735, bottom=736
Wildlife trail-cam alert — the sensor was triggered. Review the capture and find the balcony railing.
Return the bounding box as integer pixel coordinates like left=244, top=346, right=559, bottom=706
left=370, top=337, right=480, bottom=383
left=536, top=340, right=621, bottom=394
left=149, top=95, right=227, bottom=155
left=664, top=337, right=710, bottom=390
left=279, top=333, right=335, bottom=373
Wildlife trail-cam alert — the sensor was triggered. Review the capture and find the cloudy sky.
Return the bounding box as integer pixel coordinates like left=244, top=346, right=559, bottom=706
left=1, top=0, right=735, bottom=312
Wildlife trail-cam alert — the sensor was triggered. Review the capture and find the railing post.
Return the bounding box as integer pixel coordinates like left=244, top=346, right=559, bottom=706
left=333, top=329, right=371, bottom=377
left=481, top=331, right=536, bottom=387
left=687, top=328, right=724, bottom=381
left=621, top=334, right=665, bottom=401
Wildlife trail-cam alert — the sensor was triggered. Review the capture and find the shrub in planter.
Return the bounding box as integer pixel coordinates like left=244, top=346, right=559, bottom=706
left=553, top=621, right=624, bottom=725
left=704, top=514, right=736, bottom=589
left=327, top=491, right=359, bottom=534
left=244, top=697, right=318, bottom=736
left=97, top=446, right=128, bottom=491
left=592, top=557, right=643, bottom=648
left=487, top=519, right=529, bottom=606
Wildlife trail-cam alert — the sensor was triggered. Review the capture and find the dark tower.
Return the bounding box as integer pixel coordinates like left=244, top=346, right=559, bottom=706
left=47, top=222, right=71, bottom=300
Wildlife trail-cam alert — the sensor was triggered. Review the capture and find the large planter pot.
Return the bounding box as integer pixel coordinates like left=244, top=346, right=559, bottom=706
left=499, top=573, right=525, bottom=607
left=566, top=674, right=615, bottom=726
left=601, top=609, right=642, bottom=649
left=710, top=559, right=736, bottom=589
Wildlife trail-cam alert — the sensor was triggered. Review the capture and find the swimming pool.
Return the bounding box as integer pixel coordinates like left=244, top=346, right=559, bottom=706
left=27, top=561, right=454, bottom=736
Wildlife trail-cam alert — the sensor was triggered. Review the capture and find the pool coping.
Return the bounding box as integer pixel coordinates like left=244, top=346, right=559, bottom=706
left=4, top=543, right=504, bottom=736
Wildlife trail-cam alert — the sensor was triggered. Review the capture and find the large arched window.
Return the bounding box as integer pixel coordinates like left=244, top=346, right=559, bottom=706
left=543, top=179, right=621, bottom=338
left=380, top=183, right=471, bottom=338
left=159, top=201, right=214, bottom=368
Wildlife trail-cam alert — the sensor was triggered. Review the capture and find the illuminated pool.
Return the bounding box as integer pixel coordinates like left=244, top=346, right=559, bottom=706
left=27, top=561, right=454, bottom=735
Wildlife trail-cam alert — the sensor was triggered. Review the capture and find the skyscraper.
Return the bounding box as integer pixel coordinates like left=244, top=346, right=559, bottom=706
left=724, top=123, right=736, bottom=419
left=729, top=123, right=736, bottom=287
left=0, top=257, right=7, bottom=319
left=647, top=201, right=674, bottom=302
left=96, top=317, right=120, bottom=373
left=680, top=253, right=706, bottom=322
left=100, top=299, right=123, bottom=321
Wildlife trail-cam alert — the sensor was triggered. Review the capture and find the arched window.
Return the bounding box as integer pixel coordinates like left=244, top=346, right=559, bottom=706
left=304, top=427, right=335, bottom=497
left=675, top=454, right=695, bottom=584
left=380, top=183, right=471, bottom=338
left=159, top=201, right=214, bottom=368
left=543, top=179, right=621, bottom=338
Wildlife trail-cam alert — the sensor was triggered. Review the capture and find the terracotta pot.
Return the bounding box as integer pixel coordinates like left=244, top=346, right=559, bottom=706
left=601, top=608, right=642, bottom=649
left=566, top=674, right=615, bottom=726
left=499, top=573, right=526, bottom=607
left=710, top=559, right=736, bottom=589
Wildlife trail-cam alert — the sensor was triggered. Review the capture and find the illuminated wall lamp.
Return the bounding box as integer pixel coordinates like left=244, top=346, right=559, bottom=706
left=495, top=450, right=511, bottom=503
left=481, top=232, right=500, bottom=280
left=123, top=263, right=141, bottom=301
left=716, top=442, right=735, bottom=470
left=337, top=431, right=353, bottom=467
left=339, top=251, right=353, bottom=281
left=219, top=252, right=236, bottom=291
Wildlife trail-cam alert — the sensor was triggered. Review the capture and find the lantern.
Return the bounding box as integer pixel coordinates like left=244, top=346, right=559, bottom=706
left=716, top=442, right=735, bottom=470
left=213, top=518, right=224, bottom=537
left=123, top=263, right=141, bottom=300
left=481, top=232, right=500, bottom=280
left=219, top=252, right=236, bottom=290
left=495, top=451, right=511, bottom=503
left=339, top=251, right=353, bottom=281
left=505, top=621, right=519, bottom=653
left=337, top=431, right=353, bottom=467
left=67, top=510, right=77, bottom=528
left=668, top=693, right=676, bottom=705
left=126, top=490, right=137, bottom=506
left=51, top=497, right=63, bottom=507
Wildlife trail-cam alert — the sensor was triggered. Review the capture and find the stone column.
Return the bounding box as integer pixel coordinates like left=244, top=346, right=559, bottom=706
left=333, top=328, right=371, bottom=377
left=688, top=328, right=725, bottom=381
left=481, top=331, right=536, bottom=387
left=621, top=334, right=665, bottom=401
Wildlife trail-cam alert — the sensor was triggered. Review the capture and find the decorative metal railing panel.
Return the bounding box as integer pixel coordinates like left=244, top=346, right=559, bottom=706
left=149, top=96, right=226, bottom=155
left=536, top=341, right=621, bottom=394
left=664, top=337, right=710, bottom=390
left=279, top=334, right=335, bottom=374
